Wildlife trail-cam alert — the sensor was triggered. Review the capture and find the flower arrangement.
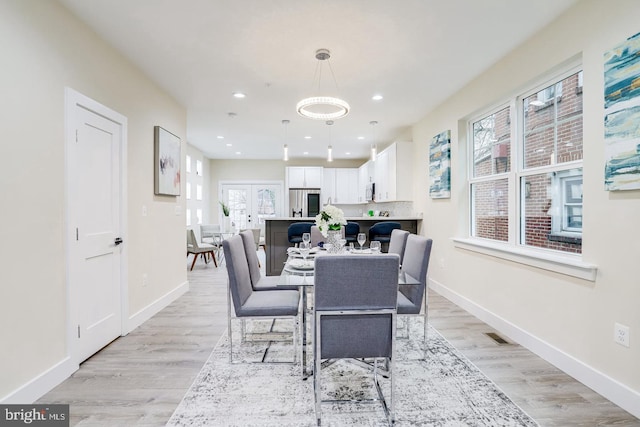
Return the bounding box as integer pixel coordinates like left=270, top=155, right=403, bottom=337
left=315, top=204, right=347, bottom=237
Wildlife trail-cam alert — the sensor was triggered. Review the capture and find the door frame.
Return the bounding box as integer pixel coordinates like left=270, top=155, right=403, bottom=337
left=64, top=87, right=128, bottom=366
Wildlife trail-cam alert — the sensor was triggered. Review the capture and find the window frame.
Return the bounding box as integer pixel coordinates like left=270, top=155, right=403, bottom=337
left=455, top=62, right=596, bottom=281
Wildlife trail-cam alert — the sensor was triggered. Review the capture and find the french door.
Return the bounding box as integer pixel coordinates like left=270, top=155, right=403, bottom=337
left=221, top=183, right=283, bottom=235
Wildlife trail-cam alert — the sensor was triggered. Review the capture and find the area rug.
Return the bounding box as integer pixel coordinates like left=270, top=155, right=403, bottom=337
left=167, top=319, right=538, bottom=426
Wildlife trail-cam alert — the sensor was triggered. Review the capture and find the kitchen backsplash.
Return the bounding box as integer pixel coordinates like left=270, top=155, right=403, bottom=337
left=331, top=201, right=416, bottom=217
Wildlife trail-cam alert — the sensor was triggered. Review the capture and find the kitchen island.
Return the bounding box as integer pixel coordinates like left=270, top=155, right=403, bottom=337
left=264, top=217, right=422, bottom=275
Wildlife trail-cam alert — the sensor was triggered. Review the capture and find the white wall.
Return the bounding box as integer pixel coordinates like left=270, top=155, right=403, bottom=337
left=412, top=0, right=640, bottom=416
left=0, top=1, right=187, bottom=401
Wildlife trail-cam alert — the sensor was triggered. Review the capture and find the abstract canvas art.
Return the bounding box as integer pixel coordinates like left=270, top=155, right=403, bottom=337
left=154, top=126, right=181, bottom=196
left=603, top=31, right=640, bottom=191
left=429, top=130, right=451, bottom=198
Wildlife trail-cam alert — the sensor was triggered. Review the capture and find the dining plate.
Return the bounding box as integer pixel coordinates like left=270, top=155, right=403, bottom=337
left=351, top=248, right=372, bottom=254
left=287, top=246, right=320, bottom=255
left=287, top=259, right=314, bottom=270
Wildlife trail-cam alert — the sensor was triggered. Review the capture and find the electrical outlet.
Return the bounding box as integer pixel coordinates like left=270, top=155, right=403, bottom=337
left=142, top=273, right=148, bottom=287
left=614, top=323, right=630, bottom=347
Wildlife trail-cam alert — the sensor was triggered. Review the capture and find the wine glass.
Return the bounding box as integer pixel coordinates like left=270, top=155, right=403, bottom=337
left=370, top=240, right=381, bottom=253
left=357, top=233, right=366, bottom=250
left=298, top=241, right=310, bottom=264
left=338, top=238, right=347, bottom=253
left=302, top=232, right=311, bottom=246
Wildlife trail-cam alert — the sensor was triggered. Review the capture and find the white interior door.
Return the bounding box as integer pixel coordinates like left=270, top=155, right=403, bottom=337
left=222, top=183, right=283, bottom=235
left=67, top=90, right=125, bottom=363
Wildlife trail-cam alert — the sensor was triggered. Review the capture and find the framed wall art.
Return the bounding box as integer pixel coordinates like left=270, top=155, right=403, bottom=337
left=429, top=129, right=451, bottom=199
left=604, top=31, right=640, bottom=191
left=154, top=126, right=181, bottom=196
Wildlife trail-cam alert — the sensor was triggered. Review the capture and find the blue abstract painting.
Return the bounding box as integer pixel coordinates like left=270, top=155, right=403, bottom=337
left=604, top=31, right=640, bottom=191
left=429, top=130, right=451, bottom=199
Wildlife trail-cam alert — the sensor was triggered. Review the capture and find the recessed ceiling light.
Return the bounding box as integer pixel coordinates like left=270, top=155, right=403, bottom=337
left=304, top=136, right=312, bottom=140
left=233, top=92, right=246, bottom=99
left=226, top=143, right=232, bottom=147
left=235, top=151, right=241, bottom=155
left=217, top=135, right=224, bottom=139
left=357, top=136, right=365, bottom=140
left=372, top=94, right=383, bottom=101
left=303, top=151, right=309, bottom=155
left=345, top=152, right=351, bottom=155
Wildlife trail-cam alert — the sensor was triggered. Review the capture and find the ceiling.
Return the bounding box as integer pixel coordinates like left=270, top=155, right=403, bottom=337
left=58, top=0, right=576, bottom=161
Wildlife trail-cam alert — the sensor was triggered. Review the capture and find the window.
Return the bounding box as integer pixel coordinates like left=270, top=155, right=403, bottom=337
left=186, top=155, right=191, bottom=173
left=196, top=184, right=202, bottom=201
left=196, top=160, right=202, bottom=176
left=469, top=68, right=583, bottom=255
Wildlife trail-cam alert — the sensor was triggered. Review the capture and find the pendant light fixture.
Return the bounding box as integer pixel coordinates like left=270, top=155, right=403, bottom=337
left=370, top=120, right=378, bottom=161
left=326, top=120, right=334, bottom=162
left=297, top=49, right=350, bottom=121
left=282, top=119, right=290, bottom=161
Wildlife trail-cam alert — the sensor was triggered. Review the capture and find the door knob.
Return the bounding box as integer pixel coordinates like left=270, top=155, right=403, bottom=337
left=114, top=237, right=123, bottom=245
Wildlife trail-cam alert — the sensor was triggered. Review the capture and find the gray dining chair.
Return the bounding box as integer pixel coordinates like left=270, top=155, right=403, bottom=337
left=397, top=234, right=433, bottom=360
left=314, top=254, right=400, bottom=425
left=223, top=234, right=300, bottom=364
left=187, top=229, right=218, bottom=270
left=239, top=230, right=298, bottom=291
left=388, top=229, right=410, bottom=265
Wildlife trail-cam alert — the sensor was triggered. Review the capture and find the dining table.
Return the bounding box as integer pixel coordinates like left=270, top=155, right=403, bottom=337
left=278, top=246, right=420, bottom=379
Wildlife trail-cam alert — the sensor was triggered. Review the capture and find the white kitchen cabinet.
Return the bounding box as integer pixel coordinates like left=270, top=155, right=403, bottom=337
left=358, top=161, right=374, bottom=203
left=373, top=142, right=413, bottom=202
left=286, top=166, right=323, bottom=188
left=335, top=168, right=359, bottom=204
left=322, top=167, right=359, bottom=204
left=322, top=168, right=336, bottom=204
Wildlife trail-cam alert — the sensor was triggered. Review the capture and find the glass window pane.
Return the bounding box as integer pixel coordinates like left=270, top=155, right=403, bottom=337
left=472, top=106, right=511, bottom=177
left=186, top=209, right=191, bottom=226
left=196, top=184, right=202, bottom=200
left=196, top=209, right=202, bottom=225
left=186, top=182, right=191, bottom=199
left=186, top=155, right=191, bottom=173
left=472, top=178, right=509, bottom=241
left=196, top=160, right=203, bottom=176
left=523, top=72, right=583, bottom=168
left=520, top=169, right=582, bottom=253
left=228, top=189, right=247, bottom=230
left=256, top=188, right=276, bottom=225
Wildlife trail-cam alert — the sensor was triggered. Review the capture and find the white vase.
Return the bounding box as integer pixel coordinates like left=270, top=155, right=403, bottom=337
left=223, top=217, right=231, bottom=232
left=326, top=229, right=342, bottom=254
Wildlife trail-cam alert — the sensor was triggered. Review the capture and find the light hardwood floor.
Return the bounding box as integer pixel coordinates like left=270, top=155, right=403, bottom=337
left=39, top=253, right=639, bottom=426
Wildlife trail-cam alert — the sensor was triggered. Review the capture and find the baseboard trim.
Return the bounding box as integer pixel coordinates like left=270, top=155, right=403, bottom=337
left=126, top=280, right=190, bottom=334
left=1, top=280, right=190, bottom=404
left=1, top=357, right=77, bottom=404
left=429, top=278, right=640, bottom=419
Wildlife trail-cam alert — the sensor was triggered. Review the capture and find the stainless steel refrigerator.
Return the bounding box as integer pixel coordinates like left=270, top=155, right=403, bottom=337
left=289, top=189, right=321, bottom=217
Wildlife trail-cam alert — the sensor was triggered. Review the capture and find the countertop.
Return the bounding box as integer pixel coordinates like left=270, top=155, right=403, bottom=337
left=265, top=216, right=422, bottom=221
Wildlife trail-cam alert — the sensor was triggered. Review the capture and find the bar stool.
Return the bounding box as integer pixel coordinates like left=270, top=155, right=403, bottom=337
left=287, top=222, right=313, bottom=246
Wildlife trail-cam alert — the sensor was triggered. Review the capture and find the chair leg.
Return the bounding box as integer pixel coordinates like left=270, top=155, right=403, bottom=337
left=210, top=250, right=218, bottom=267
left=189, top=254, right=198, bottom=271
